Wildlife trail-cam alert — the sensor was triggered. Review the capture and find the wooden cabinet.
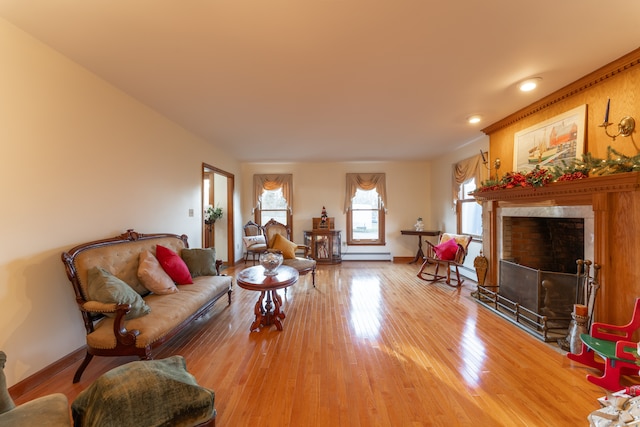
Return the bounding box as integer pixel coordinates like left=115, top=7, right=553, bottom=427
left=304, top=230, right=342, bottom=264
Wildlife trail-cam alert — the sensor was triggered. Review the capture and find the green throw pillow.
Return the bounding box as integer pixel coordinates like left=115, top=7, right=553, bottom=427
left=86, top=267, right=151, bottom=319
left=181, top=248, right=217, bottom=277
left=71, top=356, right=216, bottom=427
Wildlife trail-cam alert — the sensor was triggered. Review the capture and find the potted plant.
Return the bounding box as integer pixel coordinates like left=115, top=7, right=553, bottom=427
left=204, top=205, right=223, bottom=225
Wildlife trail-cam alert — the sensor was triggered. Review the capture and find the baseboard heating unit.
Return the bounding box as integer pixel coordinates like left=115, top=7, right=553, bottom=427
left=341, top=252, right=392, bottom=261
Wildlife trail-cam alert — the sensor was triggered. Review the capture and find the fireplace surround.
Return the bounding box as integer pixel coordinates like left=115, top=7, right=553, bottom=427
left=473, top=171, right=640, bottom=328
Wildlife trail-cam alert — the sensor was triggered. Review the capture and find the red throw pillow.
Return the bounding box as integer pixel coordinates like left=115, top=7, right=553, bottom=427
left=155, top=245, right=193, bottom=285
left=433, top=238, right=459, bottom=261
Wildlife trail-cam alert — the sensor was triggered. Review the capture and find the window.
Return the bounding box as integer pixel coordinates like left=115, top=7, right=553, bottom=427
left=453, top=154, right=485, bottom=238
left=457, top=178, right=482, bottom=237
left=259, top=188, right=289, bottom=225
left=253, top=174, right=292, bottom=227
left=345, top=173, right=386, bottom=245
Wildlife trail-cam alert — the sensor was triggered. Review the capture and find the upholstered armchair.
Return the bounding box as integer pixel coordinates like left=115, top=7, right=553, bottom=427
left=242, top=220, right=267, bottom=265
left=263, top=219, right=316, bottom=286
left=417, top=233, right=472, bottom=287
left=0, top=351, right=71, bottom=426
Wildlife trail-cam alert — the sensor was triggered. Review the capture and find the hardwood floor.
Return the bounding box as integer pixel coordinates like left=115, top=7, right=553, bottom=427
left=11, top=262, right=620, bottom=426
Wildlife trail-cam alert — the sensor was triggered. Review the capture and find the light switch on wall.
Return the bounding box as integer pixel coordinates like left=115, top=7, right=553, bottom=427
left=188, top=208, right=194, bottom=217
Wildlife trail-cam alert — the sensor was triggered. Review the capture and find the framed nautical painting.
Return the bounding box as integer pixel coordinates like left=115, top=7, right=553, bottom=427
left=513, top=104, right=587, bottom=172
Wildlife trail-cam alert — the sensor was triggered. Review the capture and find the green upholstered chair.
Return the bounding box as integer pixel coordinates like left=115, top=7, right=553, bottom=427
left=72, top=355, right=216, bottom=427
left=0, top=351, right=71, bottom=426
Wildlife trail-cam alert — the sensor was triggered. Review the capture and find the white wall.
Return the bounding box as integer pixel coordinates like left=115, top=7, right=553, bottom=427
left=0, top=15, right=489, bottom=387
left=0, top=18, right=241, bottom=386
left=240, top=161, right=432, bottom=260
left=429, top=135, right=490, bottom=277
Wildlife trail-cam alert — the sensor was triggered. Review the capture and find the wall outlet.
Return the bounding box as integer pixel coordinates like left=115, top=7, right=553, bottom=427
left=188, top=208, right=194, bottom=217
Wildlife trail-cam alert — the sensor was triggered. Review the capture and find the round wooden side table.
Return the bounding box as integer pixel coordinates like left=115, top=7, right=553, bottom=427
left=237, top=265, right=299, bottom=331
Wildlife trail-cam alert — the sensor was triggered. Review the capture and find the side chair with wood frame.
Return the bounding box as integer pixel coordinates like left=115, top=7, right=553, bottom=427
left=263, top=219, right=316, bottom=287
left=417, top=233, right=472, bottom=287
left=242, top=220, right=267, bottom=265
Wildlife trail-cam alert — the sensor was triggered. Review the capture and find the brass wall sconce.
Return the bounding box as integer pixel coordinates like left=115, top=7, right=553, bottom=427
left=480, top=150, right=501, bottom=178
left=600, top=98, right=636, bottom=141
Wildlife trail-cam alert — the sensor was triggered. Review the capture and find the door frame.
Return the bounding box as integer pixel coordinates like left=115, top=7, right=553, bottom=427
left=202, top=163, right=235, bottom=266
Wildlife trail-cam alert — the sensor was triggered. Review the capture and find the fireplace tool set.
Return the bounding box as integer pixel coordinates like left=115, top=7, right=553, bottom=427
left=558, top=260, right=601, bottom=352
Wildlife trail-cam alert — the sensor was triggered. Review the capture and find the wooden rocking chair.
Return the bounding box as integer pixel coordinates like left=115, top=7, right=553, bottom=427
left=417, top=233, right=472, bottom=287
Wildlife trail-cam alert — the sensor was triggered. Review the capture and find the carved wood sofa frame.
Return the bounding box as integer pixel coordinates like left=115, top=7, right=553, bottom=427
left=61, top=229, right=233, bottom=383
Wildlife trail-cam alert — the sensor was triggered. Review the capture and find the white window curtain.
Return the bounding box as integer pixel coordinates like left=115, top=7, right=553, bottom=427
left=253, top=174, right=293, bottom=213
left=344, top=173, right=387, bottom=213
left=452, top=154, right=488, bottom=206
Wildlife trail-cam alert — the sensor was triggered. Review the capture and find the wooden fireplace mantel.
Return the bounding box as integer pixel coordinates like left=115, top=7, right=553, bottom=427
left=473, top=171, right=640, bottom=205
left=474, top=171, right=640, bottom=327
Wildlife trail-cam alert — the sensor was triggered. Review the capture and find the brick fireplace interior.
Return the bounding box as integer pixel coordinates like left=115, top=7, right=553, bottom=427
left=502, top=216, right=584, bottom=273
left=498, top=215, right=587, bottom=323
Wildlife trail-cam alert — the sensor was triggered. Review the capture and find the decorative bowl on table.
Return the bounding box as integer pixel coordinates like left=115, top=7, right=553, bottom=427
left=259, top=250, right=284, bottom=276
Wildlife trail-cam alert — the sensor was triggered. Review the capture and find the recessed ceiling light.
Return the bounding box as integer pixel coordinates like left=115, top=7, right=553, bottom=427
left=519, top=77, right=542, bottom=92
left=467, top=115, right=482, bottom=124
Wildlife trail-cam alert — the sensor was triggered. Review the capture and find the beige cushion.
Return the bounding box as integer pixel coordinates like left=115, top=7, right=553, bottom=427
left=73, top=236, right=187, bottom=299
left=86, top=275, right=232, bottom=350
left=283, top=257, right=316, bottom=273
left=243, top=235, right=266, bottom=248
left=0, top=351, right=70, bottom=426
left=137, top=251, right=178, bottom=295
left=0, top=394, right=70, bottom=427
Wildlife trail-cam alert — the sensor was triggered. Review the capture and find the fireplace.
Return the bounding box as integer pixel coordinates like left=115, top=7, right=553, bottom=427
left=473, top=171, right=640, bottom=329
left=474, top=205, right=594, bottom=341
left=497, top=205, right=594, bottom=264
left=499, top=213, right=587, bottom=319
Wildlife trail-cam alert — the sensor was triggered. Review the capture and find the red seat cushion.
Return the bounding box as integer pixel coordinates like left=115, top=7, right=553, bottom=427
left=434, top=238, right=459, bottom=261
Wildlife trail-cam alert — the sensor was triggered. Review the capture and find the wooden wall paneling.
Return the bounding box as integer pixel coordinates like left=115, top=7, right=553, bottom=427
left=606, top=191, right=640, bottom=329
left=479, top=48, right=640, bottom=324
left=484, top=48, right=640, bottom=172
left=591, top=192, right=609, bottom=324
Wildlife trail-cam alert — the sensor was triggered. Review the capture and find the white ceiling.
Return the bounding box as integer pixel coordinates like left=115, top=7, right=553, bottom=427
left=1, top=1, right=640, bottom=163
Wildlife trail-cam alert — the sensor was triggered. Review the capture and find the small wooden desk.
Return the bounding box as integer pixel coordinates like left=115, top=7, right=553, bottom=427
left=400, top=230, right=441, bottom=264
left=237, top=265, right=299, bottom=331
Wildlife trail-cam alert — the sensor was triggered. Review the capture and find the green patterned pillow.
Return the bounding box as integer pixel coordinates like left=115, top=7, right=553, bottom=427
left=72, top=356, right=215, bottom=426
left=180, top=248, right=217, bottom=277
left=86, top=267, right=150, bottom=319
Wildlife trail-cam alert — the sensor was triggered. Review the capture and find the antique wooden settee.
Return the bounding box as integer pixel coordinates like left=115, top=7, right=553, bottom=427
left=61, top=229, right=233, bottom=383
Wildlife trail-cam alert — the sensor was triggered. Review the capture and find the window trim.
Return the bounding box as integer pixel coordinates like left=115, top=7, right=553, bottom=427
left=253, top=174, right=293, bottom=228
left=345, top=173, right=386, bottom=246
left=456, top=177, right=482, bottom=238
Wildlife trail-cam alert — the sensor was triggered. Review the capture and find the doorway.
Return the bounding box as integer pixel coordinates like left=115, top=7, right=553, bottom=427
left=202, top=163, right=234, bottom=266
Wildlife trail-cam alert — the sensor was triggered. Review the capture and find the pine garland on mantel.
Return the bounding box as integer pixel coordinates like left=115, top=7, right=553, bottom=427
left=472, top=147, right=640, bottom=194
